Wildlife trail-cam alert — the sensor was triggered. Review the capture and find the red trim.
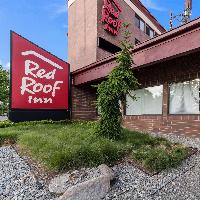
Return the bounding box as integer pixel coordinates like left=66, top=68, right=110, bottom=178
left=72, top=17, right=200, bottom=85
left=73, top=17, right=200, bottom=75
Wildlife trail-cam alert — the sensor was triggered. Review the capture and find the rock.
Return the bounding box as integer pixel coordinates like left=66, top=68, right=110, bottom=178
left=59, top=175, right=111, bottom=200
left=49, top=168, right=101, bottom=195
left=49, top=174, right=70, bottom=194
left=98, top=164, right=115, bottom=180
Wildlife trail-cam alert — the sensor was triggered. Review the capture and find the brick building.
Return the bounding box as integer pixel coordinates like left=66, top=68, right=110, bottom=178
left=68, top=0, right=165, bottom=71
left=68, top=0, right=200, bottom=138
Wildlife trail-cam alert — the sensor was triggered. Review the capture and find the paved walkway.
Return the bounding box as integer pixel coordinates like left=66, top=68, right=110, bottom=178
left=0, top=116, right=8, bottom=121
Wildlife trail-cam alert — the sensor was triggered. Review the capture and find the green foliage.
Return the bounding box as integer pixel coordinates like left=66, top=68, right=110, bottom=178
left=0, top=120, right=70, bottom=128
left=121, top=128, right=171, bottom=149
left=0, top=65, right=9, bottom=114
left=132, top=140, right=190, bottom=173
left=0, top=121, right=190, bottom=173
left=0, top=130, right=19, bottom=145
left=96, top=23, right=139, bottom=139
left=17, top=121, right=129, bottom=171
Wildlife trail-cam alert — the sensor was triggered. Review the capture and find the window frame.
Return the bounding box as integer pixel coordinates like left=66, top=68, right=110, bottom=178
left=135, top=14, right=145, bottom=32
left=125, top=85, right=164, bottom=116
left=146, top=24, right=154, bottom=38
left=168, top=79, right=200, bottom=115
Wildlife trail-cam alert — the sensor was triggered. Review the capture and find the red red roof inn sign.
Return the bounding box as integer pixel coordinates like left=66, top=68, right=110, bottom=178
left=101, top=0, right=122, bottom=36
left=9, top=32, right=71, bottom=122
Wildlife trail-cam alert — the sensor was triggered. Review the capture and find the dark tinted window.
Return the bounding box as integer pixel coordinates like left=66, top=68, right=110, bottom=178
left=97, top=37, right=121, bottom=54
left=146, top=25, right=154, bottom=38
left=135, top=14, right=145, bottom=32
left=135, top=14, right=140, bottom=28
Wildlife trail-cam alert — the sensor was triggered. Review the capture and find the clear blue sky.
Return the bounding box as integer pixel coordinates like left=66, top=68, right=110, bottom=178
left=141, top=0, right=200, bottom=30
left=0, top=0, right=68, bottom=70
left=0, top=0, right=200, bottom=70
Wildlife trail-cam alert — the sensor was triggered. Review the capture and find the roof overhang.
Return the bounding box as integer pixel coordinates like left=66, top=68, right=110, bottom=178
left=72, top=17, right=200, bottom=86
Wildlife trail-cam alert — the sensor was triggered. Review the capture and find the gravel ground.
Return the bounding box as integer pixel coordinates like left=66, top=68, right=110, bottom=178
left=48, top=167, right=101, bottom=194
left=0, top=146, right=55, bottom=200
left=0, top=133, right=199, bottom=200
left=104, top=133, right=200, bottom=200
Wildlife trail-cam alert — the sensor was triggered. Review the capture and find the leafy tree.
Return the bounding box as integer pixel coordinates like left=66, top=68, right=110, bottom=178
left=0, top=65, right=9, bottom=114
left=96, top=23, right=139, bottom=139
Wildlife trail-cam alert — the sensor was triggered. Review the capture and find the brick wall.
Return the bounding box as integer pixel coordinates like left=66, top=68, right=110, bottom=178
left=97, top=0, right=151, bottom=60
left=123, top=115, right=200, bottom=138
left=123, top=52, right=200, bottom=138
left=72, top=85, right=97, bottom=120
left=72, top=52, right=200, bottom=138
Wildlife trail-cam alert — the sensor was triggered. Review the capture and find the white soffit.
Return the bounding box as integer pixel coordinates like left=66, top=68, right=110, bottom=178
left=68, top=0, right=76, bottom=7
left=124, top=0, right=162, bottom=34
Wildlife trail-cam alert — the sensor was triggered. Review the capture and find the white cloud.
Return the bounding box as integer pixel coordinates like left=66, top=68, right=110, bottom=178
left=63, top=24, right=68, bottom=29
left=141, top=0, right=165, bottom=11
left=0, top=59, right=10, bottom=70
left=5, top=62, right=10, bottom=70
left=54, top=4, right=67, bottom=15
left=48, top=3, right=67, bottom=18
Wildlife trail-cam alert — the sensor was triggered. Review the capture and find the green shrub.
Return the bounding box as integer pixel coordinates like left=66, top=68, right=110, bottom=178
left=96, top=23, right=139, bottom=140
left=0, top=120, right=70, bottom=128
left=133, top=144, right=190, bottom=172
left=0, top=120, right=14, bottom=128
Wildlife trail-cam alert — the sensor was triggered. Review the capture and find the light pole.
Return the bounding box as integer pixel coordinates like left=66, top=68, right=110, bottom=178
left=169, top=0, right=192, bottom=30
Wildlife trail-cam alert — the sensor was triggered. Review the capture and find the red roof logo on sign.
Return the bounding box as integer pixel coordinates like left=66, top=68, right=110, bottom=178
left=101, top=0, right=123, bottom=36
left=11, top=32, right=69, bottom=110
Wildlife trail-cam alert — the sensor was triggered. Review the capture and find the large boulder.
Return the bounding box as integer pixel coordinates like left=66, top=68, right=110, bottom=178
left=98, top=164, right=115, bottom=180
left=59, top=175, right=111, bottom=200
left=49, top=174, right=70, bottom=194
left=59, top=164, right=114, bottom=200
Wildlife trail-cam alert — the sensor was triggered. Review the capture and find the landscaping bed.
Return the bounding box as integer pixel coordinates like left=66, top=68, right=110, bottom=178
left=0, top=120, right=192, bottom=174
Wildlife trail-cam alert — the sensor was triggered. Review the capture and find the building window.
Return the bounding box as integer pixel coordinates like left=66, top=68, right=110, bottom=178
left=126, top=85, right=163, bottom=115
left=135, top=38, right=140, bottom=45
left=97, top=37, right=121, bottom=54
left=146, top=24, right=154, bottom=38
left=135, top=14, right=145, bottom=32
left=169, top=79, right=200, bottom=114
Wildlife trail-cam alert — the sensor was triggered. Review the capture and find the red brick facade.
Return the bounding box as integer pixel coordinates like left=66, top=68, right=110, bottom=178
left=70, top=4, right=200, bottom=139
left=68, top=0, right=165, bottom=72
left=123, top=52, right=200, bottom=138
left=72, top=85, right=97, bottom=120
left=72, top=52, right=200, bottom=138
left=123, top=115, right=200, bottom=138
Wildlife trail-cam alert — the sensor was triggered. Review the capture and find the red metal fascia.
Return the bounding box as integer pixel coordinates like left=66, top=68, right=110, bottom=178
left=72, top=17, right=200, bottom=86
